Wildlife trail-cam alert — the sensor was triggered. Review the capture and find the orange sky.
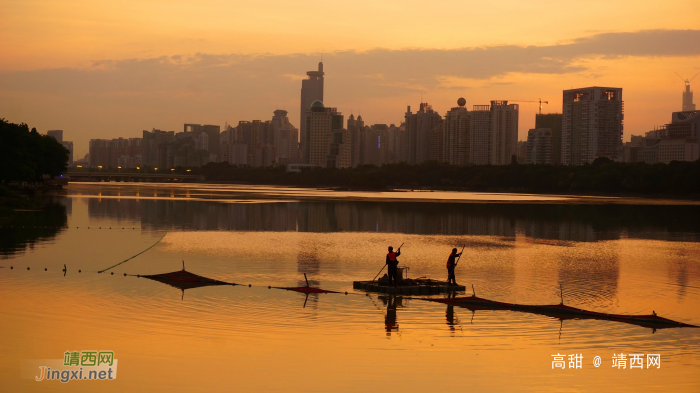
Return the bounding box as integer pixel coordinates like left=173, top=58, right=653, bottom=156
left=1, top=0, right=699, bottom=157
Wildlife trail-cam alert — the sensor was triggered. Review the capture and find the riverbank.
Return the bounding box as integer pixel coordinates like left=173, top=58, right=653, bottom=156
left=191, top=158, right=700, bottom=197
left=63, top=182, right=700, bottom=205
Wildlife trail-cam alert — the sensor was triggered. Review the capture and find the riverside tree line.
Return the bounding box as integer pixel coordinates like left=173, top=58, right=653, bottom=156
left=195, top=158, right=700, bottom=195
left=0, top=118, right=69, bottom=182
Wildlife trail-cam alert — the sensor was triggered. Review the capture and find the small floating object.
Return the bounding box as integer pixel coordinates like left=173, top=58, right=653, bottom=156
left=272, top=273, right=340, bottom=294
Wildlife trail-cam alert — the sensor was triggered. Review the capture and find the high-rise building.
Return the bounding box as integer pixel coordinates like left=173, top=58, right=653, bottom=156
left=438, top=99, right=519, bottom=166
left=328, top=130, right=352, bottom=169
left=219, top=126, right=233, bottom=163
left=143, top=128, right=175, bottom=167
left=624, top=110, right=700, bottom=164
left=347, top=114, right=365, bottom=167
left=666, top=110, right=700, bottom=139
left=89, top=137, right=141, bottom=168
left=443, top=98, right=470, bottom=165
left=364, top=124, right=389, bottom=166
left=62, top=141, right=74, bottom=164
left=305, top=101, right=344, bottom=168
left=490, top=101, right=519, bottom=165
left=527, top=128, right=553, bottom=164
left=300, top=62, right=324, bottom=153
left=562, top=87, right=623, bottom=165
left=228, top=143, right=248, bottom=166
left=183, top=124, right=221, bottom=160
left=271, top=109, right=300, bottom=165
left=47, top=130, right=63, bottom=143
left=46, top=130, right=75, bottom=164
left=535, top=113, right=563, bottom=165
left=469, top=105, right=491, bottom=165
left=516, top=141, right=528, bottom=164
left=427, top=120, right=444, bottom=163
left=682, top=80, right=696, bottom=112
left=405, top=103, right=442, bottom=164
left=387, top=123, right=408, bottom=164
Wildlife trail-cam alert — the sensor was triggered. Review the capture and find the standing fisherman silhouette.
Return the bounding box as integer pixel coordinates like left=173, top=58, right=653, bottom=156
left=386, top=245, right=402, bottom=286
left=446, top=247, right=463, bottom=285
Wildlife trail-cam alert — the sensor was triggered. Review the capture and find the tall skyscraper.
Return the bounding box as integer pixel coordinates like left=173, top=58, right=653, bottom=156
left=347, top=114, right=365, bottom=167
left=387, top=123, right=408, bottom=163
left=363, top=124, right=389, bottom=166
left=305, top=101, right=344, bottom=168
left=562, top=87, right=623, bottom=165
left=682, top=80, right=696, bottom=112
left=300, top=62, right=324, bottom=152
left=427, top=120, right=444, bottom=163
left=271, top=109, right=299, bottom=165
left=443, top=98, right=470, bottom=165
left=405, top=103, right=442, bottom=164
left=467, top=101, right=519, bottom=165
left=47, top=130, right=63, bottom=143
left=469, top=105, right=491, bottom=165
left=535, top=113, right=563, bottom=165
left=490, top=101, right=519, bottom=165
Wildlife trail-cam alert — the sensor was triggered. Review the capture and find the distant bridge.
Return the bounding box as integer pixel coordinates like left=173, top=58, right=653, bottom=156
left=65, top=172, right=204, bottom=183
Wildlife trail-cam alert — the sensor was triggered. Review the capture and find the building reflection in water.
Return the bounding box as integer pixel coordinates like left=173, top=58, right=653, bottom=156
left=86, top=199, right=700, bottom=242
left=667, top=248, right=691, bottom=301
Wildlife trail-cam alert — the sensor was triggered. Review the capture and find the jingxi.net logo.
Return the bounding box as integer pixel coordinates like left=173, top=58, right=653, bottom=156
left=22, top=350, right=118, bottom=383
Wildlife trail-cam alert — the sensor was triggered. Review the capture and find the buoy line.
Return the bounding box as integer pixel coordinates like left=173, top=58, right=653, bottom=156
left=97, top=231, right=168, bottom=273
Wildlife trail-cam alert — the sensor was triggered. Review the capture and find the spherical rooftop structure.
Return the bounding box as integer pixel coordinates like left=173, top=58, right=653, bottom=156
left=310, top=100, right=325, bottom=112
left=457, top=97, right=466, bottom=107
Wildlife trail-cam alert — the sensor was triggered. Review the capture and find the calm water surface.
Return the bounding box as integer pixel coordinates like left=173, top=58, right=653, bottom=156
left=1, top=183, right=699, bottom=392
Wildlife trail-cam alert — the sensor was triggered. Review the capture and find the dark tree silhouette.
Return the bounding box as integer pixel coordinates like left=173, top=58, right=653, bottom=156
left=194, top=157, right=700, bottom=195
left=0, top=118, right=69, bottom=182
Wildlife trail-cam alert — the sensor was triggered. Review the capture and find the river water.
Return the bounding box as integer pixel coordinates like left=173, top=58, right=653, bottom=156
left=1, top=183, right=699, bottom=392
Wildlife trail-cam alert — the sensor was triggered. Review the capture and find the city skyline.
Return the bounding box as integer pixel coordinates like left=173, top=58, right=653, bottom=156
left=1, top=3, right=699, bottom=158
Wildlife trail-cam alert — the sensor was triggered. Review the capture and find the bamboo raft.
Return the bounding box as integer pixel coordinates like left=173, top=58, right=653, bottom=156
left=353, top=279, right=465, bottom=295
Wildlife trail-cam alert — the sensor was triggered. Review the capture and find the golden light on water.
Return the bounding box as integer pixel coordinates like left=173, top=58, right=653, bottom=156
left=1, top=184, right=699, bottom=391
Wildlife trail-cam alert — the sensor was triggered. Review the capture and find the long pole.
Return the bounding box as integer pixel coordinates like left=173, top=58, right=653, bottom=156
left=373, top=243, right=404, bottom=281
left=454, top=245, right=466, bottom=266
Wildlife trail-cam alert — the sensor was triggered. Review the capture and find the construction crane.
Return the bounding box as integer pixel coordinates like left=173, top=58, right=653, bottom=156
left=508, top=99, right=549, bottom=115
left=675, top=71, right=699, bottom=87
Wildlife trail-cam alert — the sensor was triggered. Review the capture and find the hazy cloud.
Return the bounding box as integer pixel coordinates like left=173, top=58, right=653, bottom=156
left=0, top=29, right=698, bottom=153
left=2, top=29, right=698, bottom=96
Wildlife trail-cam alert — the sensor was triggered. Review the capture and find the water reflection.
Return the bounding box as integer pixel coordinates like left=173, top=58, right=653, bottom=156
left=139, top=265, right=236, bottom=300
left=84, top=198, right=700, bottom=242
left=0, top=199, right=69, bottom=258
left=557, top=241, right=620, bottom=306
left=376, top=295, right=409, bottom=336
